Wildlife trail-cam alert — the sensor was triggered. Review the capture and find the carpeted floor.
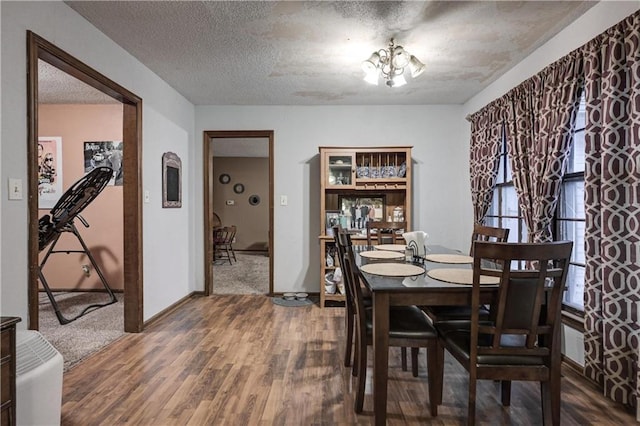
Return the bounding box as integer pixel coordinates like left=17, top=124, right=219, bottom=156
left=212, top=251, right=269, bottom=294
left=38, top=292, right=125, bottom=371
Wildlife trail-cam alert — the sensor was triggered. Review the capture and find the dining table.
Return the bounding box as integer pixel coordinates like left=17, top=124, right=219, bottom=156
left=356, top=244, right=499, bottom=426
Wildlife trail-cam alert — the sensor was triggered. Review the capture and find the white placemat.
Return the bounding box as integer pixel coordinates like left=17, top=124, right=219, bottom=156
left=374, top=244, right=407, bottom=252
left=427, top=268, right=500, bottom=285
left=360, top=250, right=404, bottom=260
left=424, top=253, right=473, bottom=264
left=361, top=262, right=425, bottom=277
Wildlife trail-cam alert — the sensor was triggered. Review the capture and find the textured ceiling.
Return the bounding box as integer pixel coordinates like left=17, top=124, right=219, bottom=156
left=48, top=1, right=597, bottom=105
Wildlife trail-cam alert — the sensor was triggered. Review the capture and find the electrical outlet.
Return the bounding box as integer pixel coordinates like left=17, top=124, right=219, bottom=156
left=81, top=264, right=91, bottom=277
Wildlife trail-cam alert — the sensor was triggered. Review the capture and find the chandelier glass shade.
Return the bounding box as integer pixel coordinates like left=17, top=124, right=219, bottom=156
left=362, top=38, right=425, bottom=87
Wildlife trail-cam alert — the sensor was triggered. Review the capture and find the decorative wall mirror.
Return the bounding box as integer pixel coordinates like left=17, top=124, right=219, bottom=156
left=162, top=152, right=182, bottom=208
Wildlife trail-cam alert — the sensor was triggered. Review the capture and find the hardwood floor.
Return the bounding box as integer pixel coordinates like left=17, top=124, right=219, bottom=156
left=62, top=295, right=634, bottom=425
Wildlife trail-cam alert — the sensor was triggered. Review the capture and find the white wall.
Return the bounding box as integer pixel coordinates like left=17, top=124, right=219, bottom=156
left=0, top=1, right=196, bottom=326
left=195, top=105, right=470, bottom=293
left=462, top=1, right=639, bottom=366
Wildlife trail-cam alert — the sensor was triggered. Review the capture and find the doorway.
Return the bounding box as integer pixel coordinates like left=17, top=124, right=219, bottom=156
left=203, top=131, right=274, bottom=296
left=27, top=32, right=144, bottom=332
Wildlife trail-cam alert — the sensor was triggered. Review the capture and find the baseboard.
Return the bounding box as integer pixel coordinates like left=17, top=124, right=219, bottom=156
left=39, top=288, right=124, bottom=293
left=143, top=291, right=201, bottom=329
left=561, top=354, right=584, bottom=377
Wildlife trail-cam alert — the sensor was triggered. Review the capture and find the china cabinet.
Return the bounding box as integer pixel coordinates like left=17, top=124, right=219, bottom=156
left=319, top=146, right=412, bottom=307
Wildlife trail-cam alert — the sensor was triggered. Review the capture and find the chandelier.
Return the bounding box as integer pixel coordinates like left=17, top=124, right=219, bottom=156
left=361, top=38, right=425, bottom=87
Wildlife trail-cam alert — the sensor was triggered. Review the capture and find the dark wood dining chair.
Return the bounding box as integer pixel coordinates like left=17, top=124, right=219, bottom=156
left=435, top=240, right=572, bottom=425
left=423, top=223, right=509, bottom=323
left=366, top=221, right=407, bottom=246
left=213, top=225, right=237, bottom=265
left=332, top=225, right=355, bottom=369
left=333, top=227, right=418, bottom=376
left=339, top=229, right=440, bottom=416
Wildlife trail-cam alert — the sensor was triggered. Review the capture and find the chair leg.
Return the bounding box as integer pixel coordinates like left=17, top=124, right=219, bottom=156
left=411, top=347, right=419, bottom=377
left=468, top=374, right=477, bottom=426
left=344, top=310, right=353, bottom=367
left=501, top=380, right=511, bottom=406
left=225, top=246, right=233, bottom=265
left=354, top=335, right=367, bottom=413
left=435, top=341, right=445, bottom=405
left=426, top=341, right=439, bottom=417
left=401, top=347, right=408, bottom=371
left=541, top=376, right=561, bottom=425
left=351, top=317, right=361, bottom=377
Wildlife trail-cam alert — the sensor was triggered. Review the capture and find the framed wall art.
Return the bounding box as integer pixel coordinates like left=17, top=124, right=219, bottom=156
left=162, top=152, right=182, bottom=208
left=84, top=140, right=123, bottom=186
left=38, top=136, right=63, bottom=209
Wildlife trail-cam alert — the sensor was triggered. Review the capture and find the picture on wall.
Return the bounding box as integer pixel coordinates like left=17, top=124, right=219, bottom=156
left=84, top=141, right=123, bottom=186
left=338, top=195, right=385, bottom=230
left=38, top=136, right=63, bottom=209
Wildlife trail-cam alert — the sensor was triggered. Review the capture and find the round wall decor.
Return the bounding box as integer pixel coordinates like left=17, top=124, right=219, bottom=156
left=249, top=195, right=261, bottom=206
left=233, top=183, right=245, bottom=194
left=219, top=173, right=231, bottom=184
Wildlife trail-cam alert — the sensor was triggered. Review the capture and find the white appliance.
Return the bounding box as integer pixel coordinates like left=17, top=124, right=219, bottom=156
left=15, top=330, right=63, bottom=426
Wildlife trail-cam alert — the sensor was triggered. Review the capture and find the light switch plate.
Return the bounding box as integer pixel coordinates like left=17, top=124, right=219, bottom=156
left=226, top=199, right=235, bottom=206
left=8, top=178, right=22, bottom=200
left=280, top=195, right=288, bottom=206
left=144, top=190, right=150, bottom=203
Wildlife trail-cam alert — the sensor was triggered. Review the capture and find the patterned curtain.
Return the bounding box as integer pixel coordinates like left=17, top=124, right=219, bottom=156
left=503, top=76, right=541, bottom=242
left=582, top=11, right=640, bottom=410
left=504, top=55, right=583, bottom=242
left=468, top=101, right=504, bottom=223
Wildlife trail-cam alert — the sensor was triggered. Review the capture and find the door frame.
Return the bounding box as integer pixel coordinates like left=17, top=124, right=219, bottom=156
left=203, top=130, right=274, bottom=296
left=27, top=31, right=144, bottom=332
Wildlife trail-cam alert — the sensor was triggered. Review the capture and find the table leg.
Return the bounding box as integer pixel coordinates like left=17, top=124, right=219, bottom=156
left=373, top=292, right=390, bottom=426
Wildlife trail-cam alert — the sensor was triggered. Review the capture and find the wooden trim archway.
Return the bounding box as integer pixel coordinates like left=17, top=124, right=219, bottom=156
left=203, top=130, right=274, bottom=296
left=27, top=31, right=144, bottom=332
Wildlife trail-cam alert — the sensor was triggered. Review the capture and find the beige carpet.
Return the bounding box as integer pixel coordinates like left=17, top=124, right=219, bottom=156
left=38, top=292, right=125, bottom=371
left=212, top=251, right=269, bottom=294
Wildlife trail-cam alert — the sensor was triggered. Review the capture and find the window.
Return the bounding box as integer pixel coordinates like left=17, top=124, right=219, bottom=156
left=484, top=128, right=528, bottom=245
left=556, top=95, right=586, bottom=313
